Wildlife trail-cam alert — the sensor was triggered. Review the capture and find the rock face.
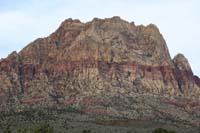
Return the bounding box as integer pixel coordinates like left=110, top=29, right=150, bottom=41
left=0, top=17, right=200, bottom=129
left=173, top=54, right=192, bottom=72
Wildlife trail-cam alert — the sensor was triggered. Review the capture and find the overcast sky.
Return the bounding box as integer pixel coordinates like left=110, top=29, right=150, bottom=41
left=0, top=0, right=199, bottom=76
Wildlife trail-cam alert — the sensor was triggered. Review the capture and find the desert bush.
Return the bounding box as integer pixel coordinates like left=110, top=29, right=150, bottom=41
left=82, top=129, right=91, bottom=133
left=152, top=128, right=176, bottom=133
left=3, top=126, right=11, bottom=133
left=31, top=124, right=53, bottom=133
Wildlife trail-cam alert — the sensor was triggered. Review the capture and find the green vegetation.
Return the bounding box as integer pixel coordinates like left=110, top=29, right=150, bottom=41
left=152, top=128, right=176, bottom=133
left=2, top=124, right=53, bottom=133
left=3, top=126, right=11, bottom=133
left=82, top=129, right=91, bottom=133
left=1, top=126, right=179, bottom=133
left=29, top=124, right=53, bottom=133
left=127, top=131, right=137, bottom=133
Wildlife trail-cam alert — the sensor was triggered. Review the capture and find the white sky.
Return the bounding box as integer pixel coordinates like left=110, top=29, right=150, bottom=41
left=0, top=0, right=199, bottom=76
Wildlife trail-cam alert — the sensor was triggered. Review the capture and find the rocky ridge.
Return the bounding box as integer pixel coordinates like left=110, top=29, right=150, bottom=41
left=0, top=16, right=200, bottom=129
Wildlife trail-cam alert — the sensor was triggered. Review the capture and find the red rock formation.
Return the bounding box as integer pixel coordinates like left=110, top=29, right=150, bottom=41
left=0, top=16, right=199, bottom=99
left=0, top=17, right=199, bottom=128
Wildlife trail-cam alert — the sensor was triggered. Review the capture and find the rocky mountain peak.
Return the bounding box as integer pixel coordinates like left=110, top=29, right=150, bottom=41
left=7, top=51, right=18, bottom=59
left=173, top=53, right=192, bottom=72
left=0, top=17, right=200, bottom=130
left=145, top=24, right=160, bottom=34
left=17, top=17, right=173, bottom=66
left=60, top=18, right=82, bottom=27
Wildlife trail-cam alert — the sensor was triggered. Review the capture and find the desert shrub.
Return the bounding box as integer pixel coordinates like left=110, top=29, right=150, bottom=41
left=127, top=130, right=137, bottom=133
left=3, top=130, right=11, bottom=133
left=152, top=128, right=176, bottom=133
left=30, top=124, right=53, bottom=133
left=17, top=129, right=21, bottom=133
left=22, top=129, right=28, bottom=133
left=3, top=126, right=11, bottom=133
left=82, top=129, right=91, bottom=133
left=168, top=131, right=176, bottom=133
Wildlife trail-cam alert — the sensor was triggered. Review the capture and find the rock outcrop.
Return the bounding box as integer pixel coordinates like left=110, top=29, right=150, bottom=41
left=0, top=17, right=199, bottom=129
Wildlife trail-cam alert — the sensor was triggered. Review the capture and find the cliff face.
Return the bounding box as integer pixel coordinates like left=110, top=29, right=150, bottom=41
left=0, top=17, right=200, bottom=128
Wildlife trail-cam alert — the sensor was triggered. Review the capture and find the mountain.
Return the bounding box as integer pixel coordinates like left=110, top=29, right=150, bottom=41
left=0, top=16, right=199, bottom=132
